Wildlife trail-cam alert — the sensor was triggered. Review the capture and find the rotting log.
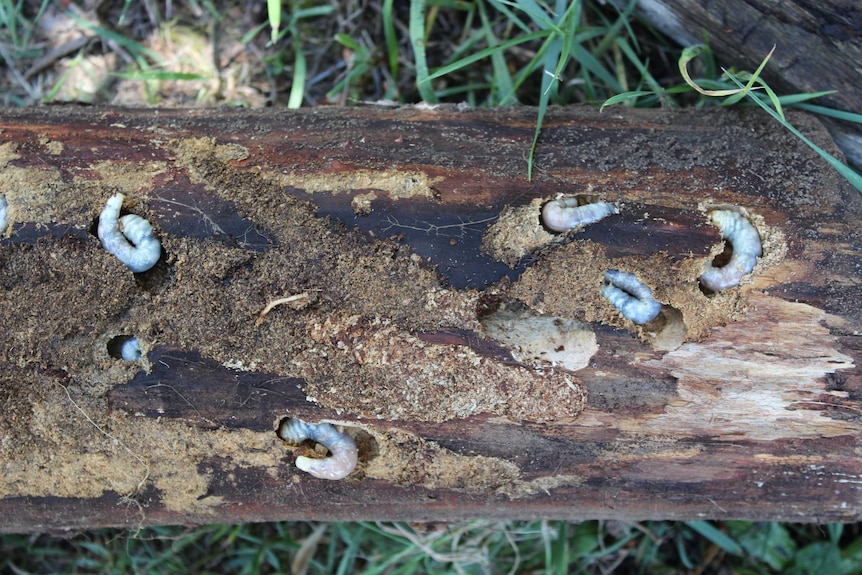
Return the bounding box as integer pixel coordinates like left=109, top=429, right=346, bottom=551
left=634, top=0, right=862, bottom=167
left=0, top=104, right=861, bottom=532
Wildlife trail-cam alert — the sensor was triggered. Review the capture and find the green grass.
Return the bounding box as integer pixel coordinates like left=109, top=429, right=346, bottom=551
left=601, top=43, right=862, bottom=194
left=2, top=0, right=862, bottom=571
left=256, top=0, right=858, bottom=187
left=4, top=520, right=862, bottom=574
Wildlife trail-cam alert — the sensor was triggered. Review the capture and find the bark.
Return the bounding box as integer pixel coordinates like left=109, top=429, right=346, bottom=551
left=0, top=104, right=861, bottom=532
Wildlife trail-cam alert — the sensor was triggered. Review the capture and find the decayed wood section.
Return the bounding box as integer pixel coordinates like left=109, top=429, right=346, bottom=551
left=0, top=104, right=861, bottom=532
left=635, top=0, right=862, bottom=166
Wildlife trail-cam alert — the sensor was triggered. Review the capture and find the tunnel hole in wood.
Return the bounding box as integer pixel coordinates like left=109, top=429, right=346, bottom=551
left=697, top=207, right=769, bottom=295
left=711, top=241, right=734, bottom=269
left=276, top=417, right=376, bottom=472
left=107, top=335, right=142, bottom=361
left=477, top=297, right=598, bottom=372
left=643, top=306, right=688, bottom=351
left=698, top=241, right=734, bottom=296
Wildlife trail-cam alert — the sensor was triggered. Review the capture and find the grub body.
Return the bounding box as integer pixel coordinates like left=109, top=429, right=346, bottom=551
left=601, top=269, right=662, bottom=324
left=542, top=198, right=618, bottom=232
left=0, top=196, right=7, bottom=234
left=278, top=418, right=357, bottom=480
left=98, top=194, right=162, bottom=273
left=120, top=337, right=142, bottom=361
left=700, top=210, right=762, bottom=291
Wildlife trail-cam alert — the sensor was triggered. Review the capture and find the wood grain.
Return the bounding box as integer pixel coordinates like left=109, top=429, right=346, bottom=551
left=0, top=104, right=860, bottom=531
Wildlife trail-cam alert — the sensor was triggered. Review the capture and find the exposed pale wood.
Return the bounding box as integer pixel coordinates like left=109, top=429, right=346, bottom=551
left=0, top=105, right=861, bottom=532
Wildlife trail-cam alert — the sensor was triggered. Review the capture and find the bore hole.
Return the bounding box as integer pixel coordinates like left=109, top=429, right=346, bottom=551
left=275, top=417, right=377, bottom=466
left=89, top=202, right=136, bottom=238
left=476, top=293, right=505, bottom=321
left=478, top=298, right=597, bottom=372
left=710, top=241, right=733, bottom=269
left=644, top=306, right=687, bottom=351
left=107, top=335, right=142, bottom=361
left=698, top=242, right=734, bottom=296
left=131, top=247, right=170, bottom=291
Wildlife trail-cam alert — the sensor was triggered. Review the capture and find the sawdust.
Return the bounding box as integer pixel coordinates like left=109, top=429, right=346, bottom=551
left=0, top=132, right=589, bottom=513
left=363, top=427, right=521, bottom=491
left=0, top=165, right=66, bottom=224
left=505, top=204, right=787, bottom=344
left=297, top=313, right=586, bottom=422
left=482, top=198, right=558, bottom=266
left=264, top=168, right=443, bottom=201
left=351, top=191, right=377, bottom=216
left=41, top=137, right=64, bottom=155
left=361, top=426, right=582, bottom=498
left=88, top=160, right=170, bottom=195
left=0, top=142, right=19, bottom=167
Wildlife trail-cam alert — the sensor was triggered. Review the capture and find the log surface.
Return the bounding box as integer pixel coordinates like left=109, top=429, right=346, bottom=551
left=1, top=104, right=861, bottom=532
left=634, top=0, right=862, bottom=166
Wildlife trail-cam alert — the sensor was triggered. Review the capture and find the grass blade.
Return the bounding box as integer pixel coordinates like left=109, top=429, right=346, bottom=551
left=382, top=0, right=399, bottom=79
left=792, top=103, right=862, bottom=124
left=267, top=0, right=281, bottom=45
left=425, top=30, right=546, bottom=83
left=288, top=45, right=306, bottom=108
left=687, top=521, right=743, bottom=556
left=527, top=33, right=561, bottom=180
left=477, top=0, right=515, bottom=104
left=410, top=0, right=437, bottom=102
left=775, top=90, right=837, bottom=104
left=679, top=44, right=749, bottom=97
left=113, top=71, right=207, bottom=81
left=600, top=90, right=654, bottom=109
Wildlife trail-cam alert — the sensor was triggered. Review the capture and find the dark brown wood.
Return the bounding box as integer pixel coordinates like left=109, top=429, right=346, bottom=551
left=635, top=0, right=862, bottom=166
left=1, top=104, right=861, bottom=532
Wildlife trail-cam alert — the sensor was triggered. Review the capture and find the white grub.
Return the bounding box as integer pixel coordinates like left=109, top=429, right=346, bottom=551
left=541, top=197, right=618, bottom=233
left=278, top=418, right=357, bottom=480
left=98, top=193, right=162, bottom=273
left=120, top=337, right=142, bottom=361
left=0, top=196, right=7, bottom=234
left=700, top=209, right=762, bottom=291
left=601, top=269, right=662, bottom=325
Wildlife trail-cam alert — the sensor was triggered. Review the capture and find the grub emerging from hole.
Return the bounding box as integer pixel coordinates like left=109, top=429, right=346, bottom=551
left=601, top=269, right=662, bottom=325
left=277, top=417, right=358, bottom=480
left=0, top=195, right=7, bottom=234
left=107, top=335, right=142, bottom=361
left=98, top=193, right=162, bottom=273
left=699, top=209, right=762, bottom=292
left=541, top=197, right=618, bottom=233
